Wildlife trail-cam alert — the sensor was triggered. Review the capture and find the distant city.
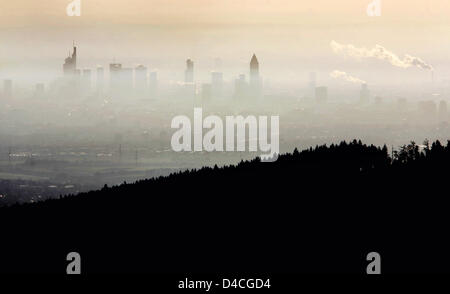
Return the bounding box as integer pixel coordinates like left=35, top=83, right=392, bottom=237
left=2, top=43, right=448, bottom=122
left=1, top=43, right=449, bottom=205
left=57, top=44, right=263, bottom=101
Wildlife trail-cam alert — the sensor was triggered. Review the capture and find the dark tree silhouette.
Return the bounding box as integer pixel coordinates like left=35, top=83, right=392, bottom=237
left=1, top=140, right=450, bottom=273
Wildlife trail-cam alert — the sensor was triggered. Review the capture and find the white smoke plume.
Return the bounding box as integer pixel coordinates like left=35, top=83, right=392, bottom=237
left=330, top=70, right=366, bottom=84
left=330, top=41, right=434, bottom=71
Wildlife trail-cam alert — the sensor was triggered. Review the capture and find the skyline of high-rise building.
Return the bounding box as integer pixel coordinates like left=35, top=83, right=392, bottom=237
left=54, top=44, right=429, bottom=106
left=249, top=54, right=262, bottom=98
left=250, top=54, right=259, bottom=83
left=60, top=45, right=268, bottom=101
left=63, top=45, right=77, bottom=76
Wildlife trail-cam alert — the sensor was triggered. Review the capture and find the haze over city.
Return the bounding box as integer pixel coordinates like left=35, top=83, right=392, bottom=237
left=1, top=0, right=450, bottom=204
left=3, top=0, right=450, bottom=278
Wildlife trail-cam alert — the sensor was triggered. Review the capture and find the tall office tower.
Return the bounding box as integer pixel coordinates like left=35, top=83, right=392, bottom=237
left=250, top=54, right=259, bottom=80
left=135, top=65, right=148, bottom=92
left=315, top=86, right=328, bottom=103
left=3, top=80, right=12, bottom=99
left=307, top=72, right=316, bottom=98
left=249, top=54, right=261, bottom=98
left=149, top=71, right=158, bottom=98
left=360, top=83, right=370, bottom=103
left=82, top=69, right=92, bottom=90
left=63, top=45, right=77, bottom=76
left=185, top=59, right=194, bottom=83
left=97, top=66, right=104, bottom=92
left=211, top=71, right=223, bottom=99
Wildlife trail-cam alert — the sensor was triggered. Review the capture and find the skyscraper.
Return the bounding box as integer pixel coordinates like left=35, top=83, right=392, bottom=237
left=63, top=45, right=77, bottom=76
left=185, top=59, right=194, bottom=83
left=249, top=54, right=261, bottom=98
left=250, top=54, right=259, bottom=83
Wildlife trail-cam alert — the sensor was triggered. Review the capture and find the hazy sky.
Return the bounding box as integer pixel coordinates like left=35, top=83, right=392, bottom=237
left=1, top=0, right=450, bottom=25
left=1, top=0, right=450, bottom=85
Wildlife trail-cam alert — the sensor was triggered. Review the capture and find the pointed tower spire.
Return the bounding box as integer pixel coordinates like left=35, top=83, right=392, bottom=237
left=251, top=53, right=258, bottom=64
left=250, top=53, right=259, bottom=76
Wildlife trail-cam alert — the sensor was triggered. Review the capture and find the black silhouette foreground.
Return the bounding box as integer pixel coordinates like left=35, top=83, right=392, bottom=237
left=1, top=140, right=449, bottom=273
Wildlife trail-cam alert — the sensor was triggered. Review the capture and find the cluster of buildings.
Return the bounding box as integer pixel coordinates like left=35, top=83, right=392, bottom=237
left=1, top=44, right=448, bottom=121
left=59, top=44, right=263, bottom=101
left=62, top=45, right=157, bottom=98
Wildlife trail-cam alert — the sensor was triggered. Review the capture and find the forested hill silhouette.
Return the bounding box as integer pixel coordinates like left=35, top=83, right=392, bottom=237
left=1, top=139, right=450, bottom=273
